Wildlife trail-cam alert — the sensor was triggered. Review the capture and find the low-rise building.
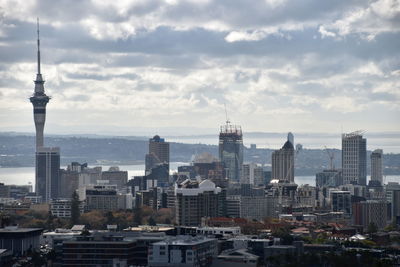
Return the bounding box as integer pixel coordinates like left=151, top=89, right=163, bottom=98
left=0, top=226, right=42, bottom=256
left=148, top=235, right=218, bottom=266
left=50, top=199, right=84, bottom=218
left=62, top=234, right=136, bottom=266
left=213, top=249, right=259, bottom=267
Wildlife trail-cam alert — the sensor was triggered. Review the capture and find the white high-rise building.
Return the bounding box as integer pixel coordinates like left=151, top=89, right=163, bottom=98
left=241, top=163, right=264, bottom=186
left=342, top=131, right=367, bottom=186
left=371, top=149, right=383, bottom=185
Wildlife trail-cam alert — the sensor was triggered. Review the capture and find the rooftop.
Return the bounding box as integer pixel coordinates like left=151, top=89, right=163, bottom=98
left=153, top=235, right=215, bottom=246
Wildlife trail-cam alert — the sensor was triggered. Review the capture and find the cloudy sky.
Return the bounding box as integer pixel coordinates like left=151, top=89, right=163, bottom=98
left=0, top=0, right=399, bottom=136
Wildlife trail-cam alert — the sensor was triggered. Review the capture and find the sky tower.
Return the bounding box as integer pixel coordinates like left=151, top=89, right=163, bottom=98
left=30, top=18, right=50, bottom=150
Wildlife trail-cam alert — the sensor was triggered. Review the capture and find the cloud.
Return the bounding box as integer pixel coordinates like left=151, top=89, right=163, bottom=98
left=0, top=0, right=399, bottom=135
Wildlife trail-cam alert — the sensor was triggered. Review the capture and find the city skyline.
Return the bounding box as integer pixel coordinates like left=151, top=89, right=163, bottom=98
left=0, top=0, right=399, bottom=136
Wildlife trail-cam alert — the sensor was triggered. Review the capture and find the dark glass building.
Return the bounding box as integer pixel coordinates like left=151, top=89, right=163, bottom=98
left=218, top=124, right=243, bottom=183
left=36, top=147, right=60, bottom=202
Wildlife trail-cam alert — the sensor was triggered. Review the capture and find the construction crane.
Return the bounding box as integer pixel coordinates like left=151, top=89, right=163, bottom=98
left=324, top=146, right=335, bottom=170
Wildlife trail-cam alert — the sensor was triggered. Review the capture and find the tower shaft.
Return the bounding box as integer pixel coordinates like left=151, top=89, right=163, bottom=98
left=30, top=18, right=50, bottom=150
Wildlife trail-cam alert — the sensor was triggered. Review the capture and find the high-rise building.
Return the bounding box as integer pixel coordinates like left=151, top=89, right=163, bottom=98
left=241, top=163, right=264, bottom=186
left=371, top=149, right=383, bottom=185
left=145, top=135, right=170, bottom=175
left=342, top=131, right=367, bottom=186
left=353, top=200, right=388, bottom=230
left=219, top=123, right=243, bottom=183
left=271, top=139, right=295, bottom=182
left=36, top=147, right=60, bottom=202
left=80, top=184, right=121, bottom=212
left=174, top=179, right=223, bottom=226
left=330, top=191, right=351, bottom=215
left=101, top=167, right=128, bottom=190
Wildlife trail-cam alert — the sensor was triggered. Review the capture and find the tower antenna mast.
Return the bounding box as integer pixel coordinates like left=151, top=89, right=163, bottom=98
left=224, top=103, right=230, bottom=125
left=37, top=17, right=41, bottom=75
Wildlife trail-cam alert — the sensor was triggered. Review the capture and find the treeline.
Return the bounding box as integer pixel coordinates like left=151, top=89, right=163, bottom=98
left=2, top=207, right=174, bottom=231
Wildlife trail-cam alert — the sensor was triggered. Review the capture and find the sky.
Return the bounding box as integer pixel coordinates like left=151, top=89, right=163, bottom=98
left=0, top=0, right=399, bottom=136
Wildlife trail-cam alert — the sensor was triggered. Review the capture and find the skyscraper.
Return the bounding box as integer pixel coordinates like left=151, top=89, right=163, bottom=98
left=271, top=138, right=295, bottom=182
left=342, top=131, right=367, bottom=186
left=371, top=149, right=383, bottom=185
left=145, top=135, right=170, bottom=174
left=29, top=20, right=61, bottom=202
left=36, top=147, right=60, bottom=202
left=218, top=123, right=243, bottom=183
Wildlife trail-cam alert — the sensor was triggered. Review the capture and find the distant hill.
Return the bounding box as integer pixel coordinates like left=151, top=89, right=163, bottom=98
left=0, top=133, right=399, bottom=176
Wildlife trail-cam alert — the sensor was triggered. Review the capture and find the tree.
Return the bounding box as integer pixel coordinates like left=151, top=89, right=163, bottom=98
left=70, top=191, right=81, bottom=226
left=148, top=217, right=156, bottom=226
left=45, top=211, right=55, bottom=230
left=133, top=207, right=143, bottom=226
left=80, top=211, right=106, bottom=229
left=367, top=222, right=378, bottom=234
left=106, top=211, right=115, bottom=225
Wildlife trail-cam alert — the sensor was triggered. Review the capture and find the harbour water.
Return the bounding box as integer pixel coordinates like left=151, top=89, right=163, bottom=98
left=0, top=163, right=398, bottom=188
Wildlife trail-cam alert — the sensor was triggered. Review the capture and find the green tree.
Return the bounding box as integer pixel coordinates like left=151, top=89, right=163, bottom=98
left=70, top=191, right=81, bottom=226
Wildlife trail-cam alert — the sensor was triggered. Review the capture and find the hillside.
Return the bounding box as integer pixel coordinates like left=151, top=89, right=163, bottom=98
left=0, top=134, right=399, bottom=176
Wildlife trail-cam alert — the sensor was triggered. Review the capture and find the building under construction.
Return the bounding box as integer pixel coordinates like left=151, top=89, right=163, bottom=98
left=218, top=124, right=243, bottom=183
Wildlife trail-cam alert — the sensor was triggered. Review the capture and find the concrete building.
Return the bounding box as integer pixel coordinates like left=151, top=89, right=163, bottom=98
left=0, top=184, right=9, bottom=198
left=271, top=139, right=294, bottom=183
left=148, top=236, right=218, bottom=266
left=80, top=185, right=119, bottom=212
left=35, top=147, right=60, bottom=202
left=59, top=169, right=79, bottom=199
left=240, top=196, right=270, bottom=220
left=175, top=180, right=223, bottom=226
left=342, top=131, right=367, bottom=186
left=8, top=185, right=32, bottom=199
left=146, top=135, right=170, bottom=174
left=353, top=200, right=388, bottom=230
left=371, top=149, right=383, bottom=185
left=0, top=227, right=42, bottom=256
left=241, top=163, right=264, bottom=186
left=297, top=185, right=317, bottom=209
left=62, top=234, right=136, bottom=266
left=385, top=183, right=400, bottom=225
left=101, top=167, right=128, bottom=190
left=330, top=191, right=352, bottom=215
left=50, top=199, right=84, bottom=218
left=213, top=249, right=259, bottom=267
left=219, top=123, right=243, bottom=183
